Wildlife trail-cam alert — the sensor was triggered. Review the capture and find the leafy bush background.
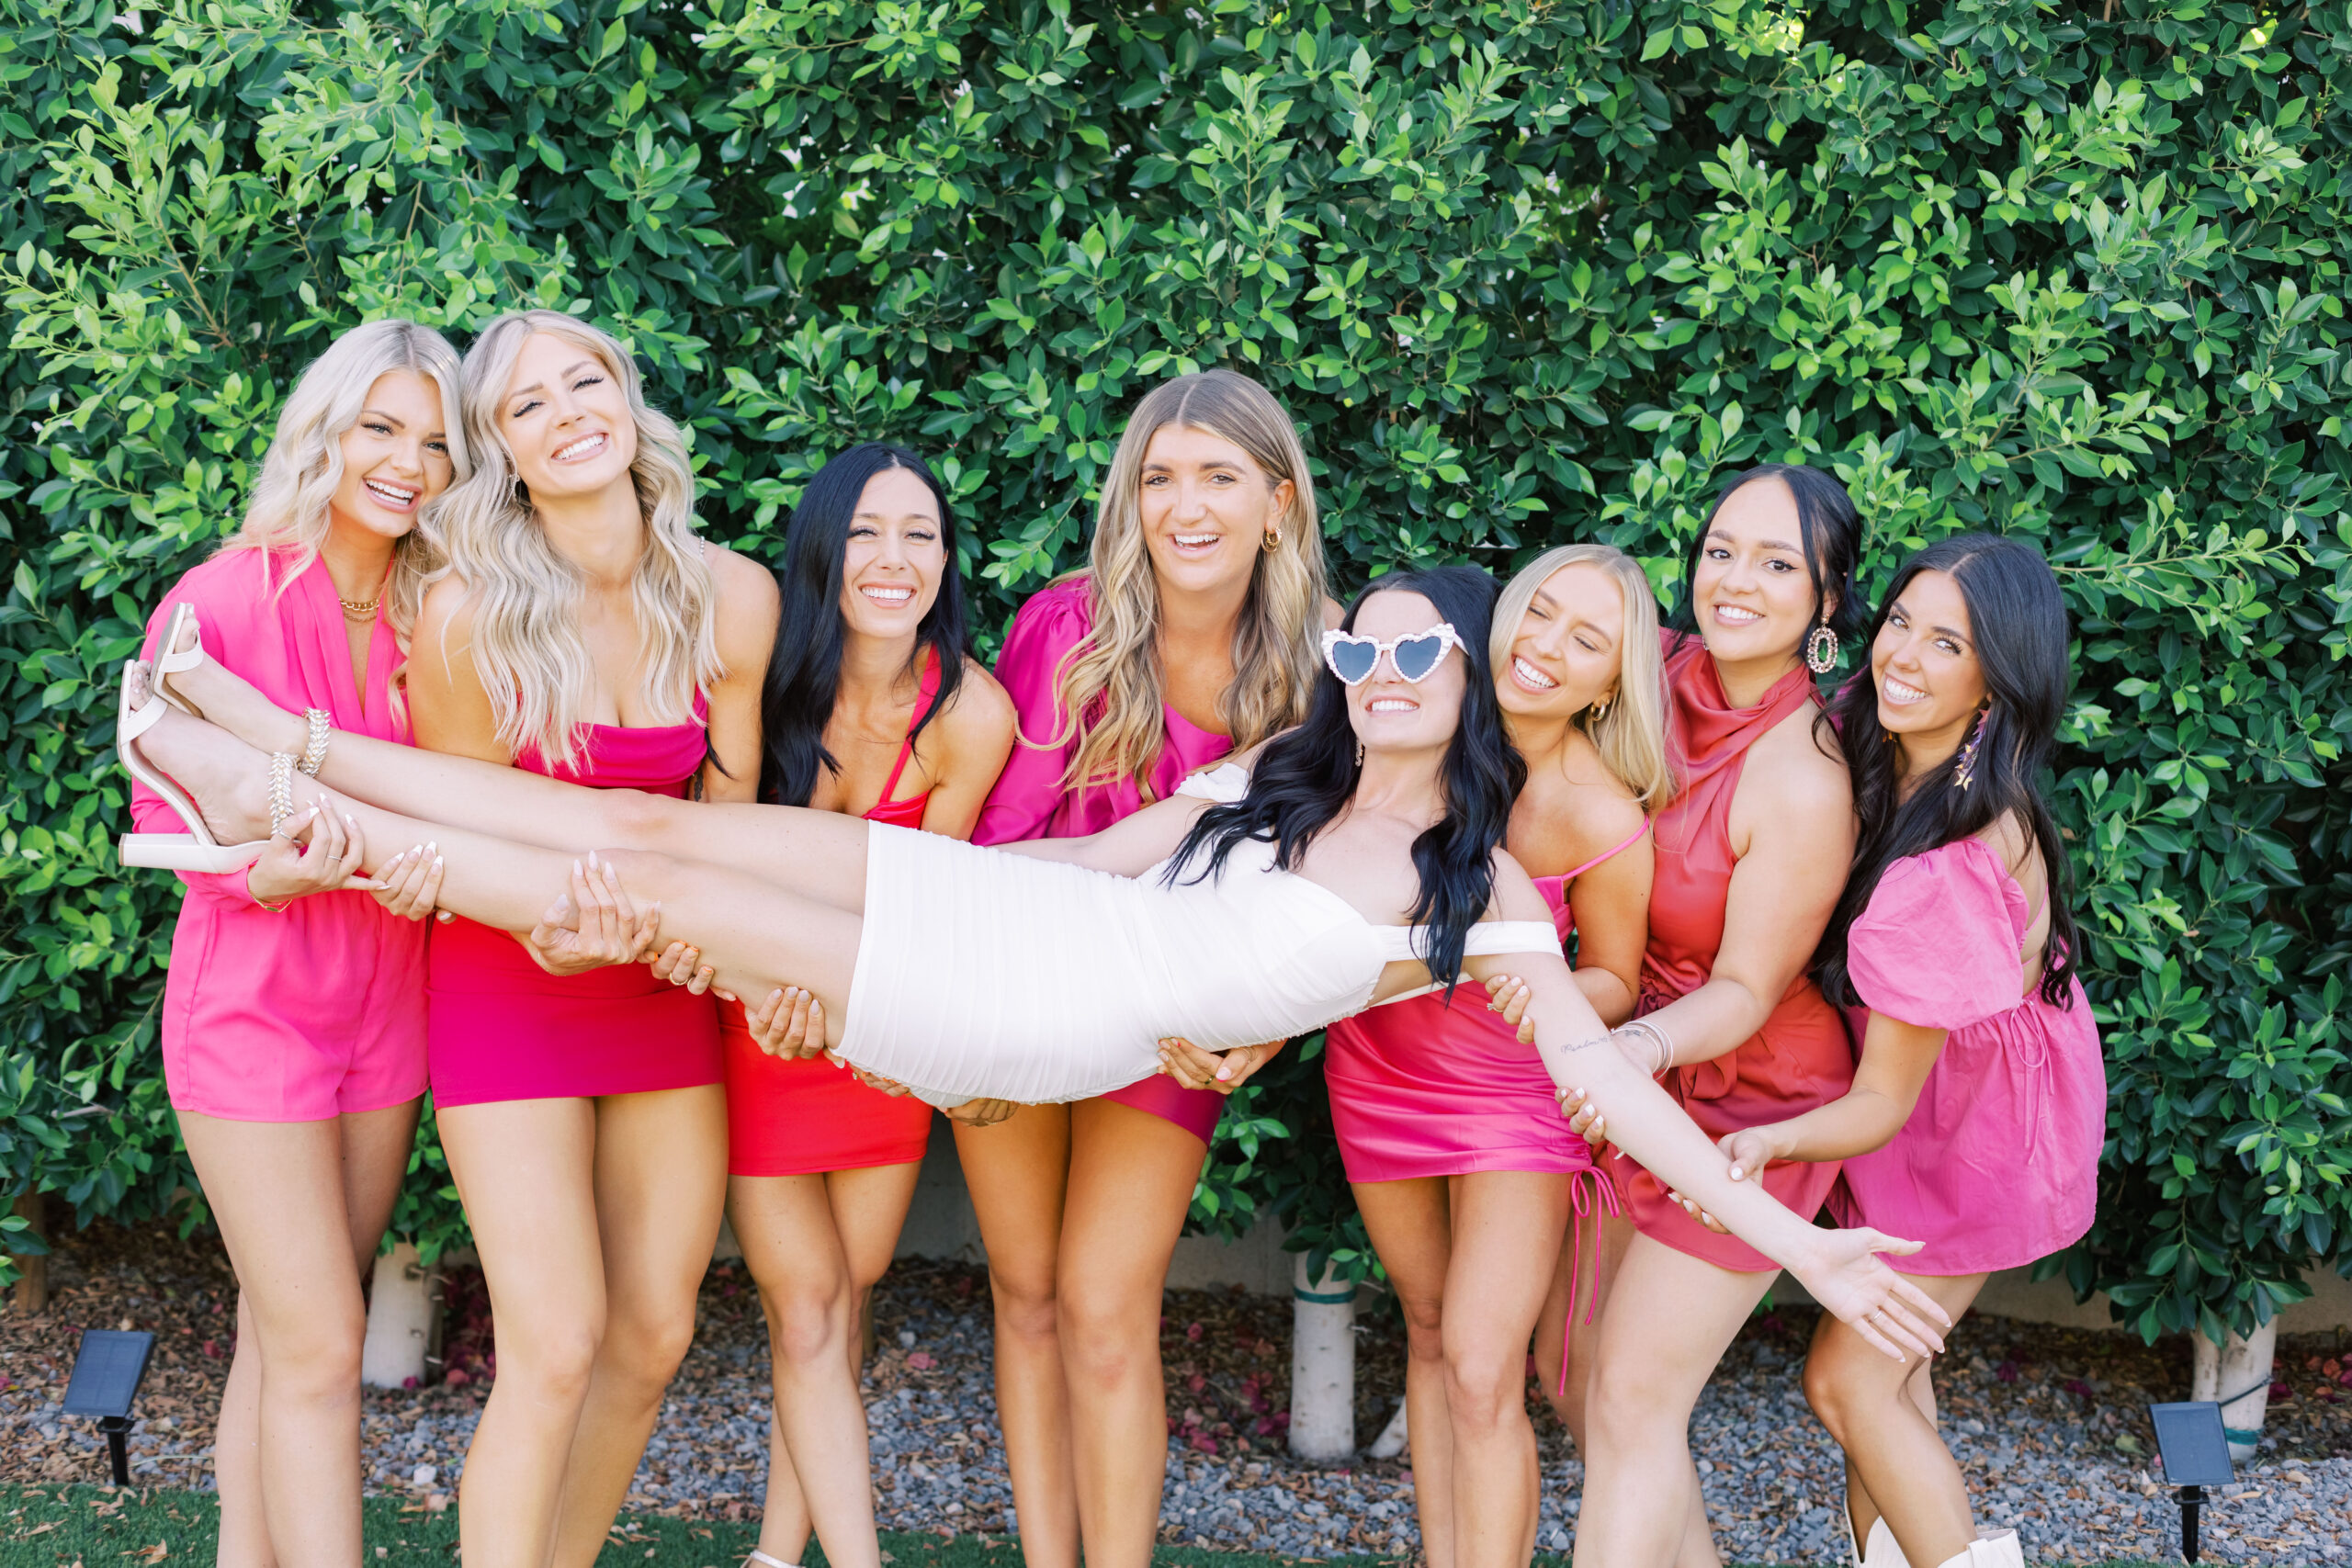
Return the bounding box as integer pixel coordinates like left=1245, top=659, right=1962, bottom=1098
left=2, top=0, right=2347, bottom=1345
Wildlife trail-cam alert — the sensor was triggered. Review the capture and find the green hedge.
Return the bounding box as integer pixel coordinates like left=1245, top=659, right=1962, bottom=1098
left=3, top=0, right=2346, bottom=1342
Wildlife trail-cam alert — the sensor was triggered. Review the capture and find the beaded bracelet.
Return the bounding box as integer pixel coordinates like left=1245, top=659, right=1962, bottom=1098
left=254, top=752, right=298, bottom=913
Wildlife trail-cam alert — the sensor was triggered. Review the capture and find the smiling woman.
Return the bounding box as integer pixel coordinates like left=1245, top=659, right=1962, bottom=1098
left=126, top=318, right=468, bottom=1565
left=400, top=309, right=781, bottom=1568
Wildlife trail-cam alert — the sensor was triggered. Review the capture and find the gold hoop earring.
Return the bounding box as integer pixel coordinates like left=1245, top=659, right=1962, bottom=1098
left=1590, top=694, right=1612, bottom=722
left=1261, top=525, right=1282, bottom=554
left=1354, top=739, right=1365, bottom=767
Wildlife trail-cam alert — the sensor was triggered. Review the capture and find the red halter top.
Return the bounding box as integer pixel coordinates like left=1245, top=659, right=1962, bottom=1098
left=862, top=648, right=943, bottom=827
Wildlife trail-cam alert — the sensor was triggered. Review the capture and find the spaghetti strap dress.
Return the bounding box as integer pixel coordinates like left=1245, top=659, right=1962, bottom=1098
left=971, top=577, right=1231, bottom=1145
left=134, top=551, right=428, bottom=1122
left=425, top=696, right=721, bottom=1107
left=722, top=650, right=944, bottom=1176
left=1612, top=636, right=1854, bottom=1272
left=1826, top=838, right=2106, bottom=1274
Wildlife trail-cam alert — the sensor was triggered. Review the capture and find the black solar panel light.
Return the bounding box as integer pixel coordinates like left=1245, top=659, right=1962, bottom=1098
left=2149, top=1400, right=2235, bottom=1562
left=61, top=1328, right=155, bottom=1487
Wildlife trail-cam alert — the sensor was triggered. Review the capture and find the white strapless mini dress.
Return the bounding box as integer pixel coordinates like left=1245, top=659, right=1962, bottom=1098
left=837, top=764, right=1558, bottom=1106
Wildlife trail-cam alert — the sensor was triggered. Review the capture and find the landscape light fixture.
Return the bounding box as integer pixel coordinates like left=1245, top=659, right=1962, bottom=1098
left=2147, top=1400, right=2234, bottom=1562
left=61, top=1328, right=155, bottom=1487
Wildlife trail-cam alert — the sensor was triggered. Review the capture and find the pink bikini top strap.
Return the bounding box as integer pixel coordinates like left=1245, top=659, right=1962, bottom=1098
left=1559, top=818, right=1650, bottom=883
left=876, top=648, right=944, bottom=807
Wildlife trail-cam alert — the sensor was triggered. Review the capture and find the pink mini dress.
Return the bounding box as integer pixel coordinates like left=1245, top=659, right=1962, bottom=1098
left=134, top=551, right=429, bottom=1122
left=426, top=699, right=721, bottom=1108
left=972, top=577, right=1230, bottom=1145
left=1828, top=838, right=2106, bottom=1274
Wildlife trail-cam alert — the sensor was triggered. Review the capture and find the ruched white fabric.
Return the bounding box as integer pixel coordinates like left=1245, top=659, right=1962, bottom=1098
left=838, top=763, right=1560, bottom=1106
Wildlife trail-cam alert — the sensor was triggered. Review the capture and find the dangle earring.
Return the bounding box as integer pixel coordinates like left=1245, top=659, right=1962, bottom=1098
left=1804, top=616, right=1840, bottom=674
left=1354, top=739, right=1366, bottom=768
left=1952, top=705, right=1989, bottom=790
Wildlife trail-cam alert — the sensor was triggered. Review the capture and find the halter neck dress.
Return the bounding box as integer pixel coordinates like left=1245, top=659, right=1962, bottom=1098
left=1612, top=635, right=1855, bottom=1271
left=426, top=695, right=720, bottom=1107
left=1827, top=837, right=2106, bottom=1273
left=724, top=649, right=944, bottom=1176
left=972, top=576, right=1234, bottom=1144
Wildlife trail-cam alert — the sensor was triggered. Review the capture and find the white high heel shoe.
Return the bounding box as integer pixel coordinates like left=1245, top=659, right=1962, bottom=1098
left=116, top=653, right=289, bottom=874
left=1848, top=1512, right=1912, bottom=1568
left=1932, top=1529, right=2022, bottom=1568
left=149, top=602, right=209, bottom=716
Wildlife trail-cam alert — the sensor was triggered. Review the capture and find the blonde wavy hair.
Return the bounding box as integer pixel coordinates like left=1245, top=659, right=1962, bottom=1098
left=427, top=310, right=722, bottom=771
left=221, top=319, right=469, bottom=643
left=1492, top=543, right=1674, bottom=809
left=1048, top=369, right=1329, bottom=796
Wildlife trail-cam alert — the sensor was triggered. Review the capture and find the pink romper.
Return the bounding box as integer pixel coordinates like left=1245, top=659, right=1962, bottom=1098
left=425, top=701, right=721, bottom=1107
left=133, top=551, right=428, bottom=1122
left=1828, top=838, right=2106, bottom=1273
left=972, top=577, right=1229, bottom=1144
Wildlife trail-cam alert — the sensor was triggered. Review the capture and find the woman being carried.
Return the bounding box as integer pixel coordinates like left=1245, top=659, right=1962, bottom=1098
left=121, top=566, right=1952, bottom=1360
left=1663, top=536, right=2103, bottom=1568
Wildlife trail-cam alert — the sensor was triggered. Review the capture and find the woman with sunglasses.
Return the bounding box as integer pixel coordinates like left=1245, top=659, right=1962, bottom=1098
left=126, top=570, right=1955, bottom=1401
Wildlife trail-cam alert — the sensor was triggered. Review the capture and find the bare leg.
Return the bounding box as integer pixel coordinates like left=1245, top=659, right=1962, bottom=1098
left=1055, top=1099, right=1209, bottom=1568
left=161, top=643, right=856, bottom=890
left=1575, top=1235, right=1777, bottom=1568
left=136, top=707, right=870, bottom=1018
left=183, top=1100, right=419, bottom=1566
left=1804, top=1272, right=1987, bottom=1565
left=955, top=1106, right=1080, bottom=1568
left=1358, top=1171, right=1572, bottom=1568
left=733, top=1161, right=923, bottom=1568
left=1535, top=1208, right=1636, bottom=1454
left=550, top=1086, right=731, bottom=1567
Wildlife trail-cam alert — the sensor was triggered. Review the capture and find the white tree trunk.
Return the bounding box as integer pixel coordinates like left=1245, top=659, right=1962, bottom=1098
left=1367, top=1397, right=1409, bottom=1460
left=2191, top=1315, right=2277, bottom=1462
left=1288, top=1253, right=1356, bottom=1461
left=361, top=1243, right=439, bottom=1390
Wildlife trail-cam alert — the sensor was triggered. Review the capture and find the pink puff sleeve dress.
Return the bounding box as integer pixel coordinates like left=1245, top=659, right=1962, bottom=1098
left=1827, top=837, right=2107, bottom=1275
left=132, top=551, right=429, bottom=1122
left=972, top=577, right=1231, bottom=1144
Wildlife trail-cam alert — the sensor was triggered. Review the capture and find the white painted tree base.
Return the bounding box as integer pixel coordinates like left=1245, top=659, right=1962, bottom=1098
left=1288, top=1254, right=1356, bottom=1461
left=1367, top=1397, right=1409, bottom=1460
left=2191, top=1316, right=2277, bottom=1461
left=361, top=1243, right=438, bottom=1390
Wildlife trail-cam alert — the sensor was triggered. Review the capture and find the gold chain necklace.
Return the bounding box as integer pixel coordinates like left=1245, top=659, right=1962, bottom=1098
left=339, top=590, right=383, bottom=620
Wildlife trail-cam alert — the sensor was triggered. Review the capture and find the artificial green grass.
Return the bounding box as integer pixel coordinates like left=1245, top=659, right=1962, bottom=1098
left=0, top=1485, right=1407, bottom=1568
left=0, top=1486, right=2169, bottom=1567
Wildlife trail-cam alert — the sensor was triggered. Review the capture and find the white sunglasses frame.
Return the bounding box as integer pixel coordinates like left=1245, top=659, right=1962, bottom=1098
left=1320, top=622, right=1469, bottom=685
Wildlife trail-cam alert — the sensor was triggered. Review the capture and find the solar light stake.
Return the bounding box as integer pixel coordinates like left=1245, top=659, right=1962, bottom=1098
left=61, top=1329, right=154, bottom=1489
left=2148, top=1401, right=2234, bottom=1564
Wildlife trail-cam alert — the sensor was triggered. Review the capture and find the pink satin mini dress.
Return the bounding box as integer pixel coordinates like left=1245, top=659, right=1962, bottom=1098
left=971, top=577, right=1230, bottom=1144
left=133, top=551, right=429, bottom=1122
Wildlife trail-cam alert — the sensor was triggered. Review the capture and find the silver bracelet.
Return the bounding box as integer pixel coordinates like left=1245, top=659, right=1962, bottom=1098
left=1612, top=1019, right=1673, bottom=1075
left=297, top=708, right=332, bottom=777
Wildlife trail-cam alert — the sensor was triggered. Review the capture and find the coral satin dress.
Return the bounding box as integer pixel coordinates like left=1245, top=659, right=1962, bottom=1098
left=1614, top=637, right=1855, bottom=1271
left=971, top=577, right=1230, bottom=1144
left=1828, top=838, right=2106, bottom=1274
left=425, top=697, right=721, bottom=1107
left=723, top=651, right=943, bottom=1176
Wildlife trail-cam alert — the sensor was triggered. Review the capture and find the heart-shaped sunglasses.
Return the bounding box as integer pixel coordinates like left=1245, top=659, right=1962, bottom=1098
left=1320, top=623, right=1468, bottom=685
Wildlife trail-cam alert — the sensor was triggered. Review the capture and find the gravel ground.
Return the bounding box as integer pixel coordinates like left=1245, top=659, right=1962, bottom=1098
left=6, top=1221, right=2351, bottom=1562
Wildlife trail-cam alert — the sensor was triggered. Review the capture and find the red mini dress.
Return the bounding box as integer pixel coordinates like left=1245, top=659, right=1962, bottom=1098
left=426, top=696, right=722, bottom=1107
left=1611, top=637, right=1855, bottom=1271
left=721, top=652, right=942, bottom=1176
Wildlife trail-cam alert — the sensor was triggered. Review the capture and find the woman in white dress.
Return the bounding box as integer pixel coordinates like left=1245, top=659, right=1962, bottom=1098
left=119, top=565, right=1952, bottom=1354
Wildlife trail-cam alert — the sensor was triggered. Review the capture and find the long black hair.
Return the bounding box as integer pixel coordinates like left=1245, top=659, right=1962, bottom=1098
left=1815, top=533, right=2082, bottom=1008
left=1668, top=462, right=1869, bottom=662
left=1163, top=565, right=1525, bottom=998
left=760, top=443, right=969, bottom=807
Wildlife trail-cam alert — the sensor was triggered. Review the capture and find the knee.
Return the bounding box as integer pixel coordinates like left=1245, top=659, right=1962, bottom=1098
left=1802, top=1343, right=1867, bottom=1444
left=1442, top=1339, right=1523, bottom=1435
left=1396, top=1293, right=1446, bottom=1362
left=1057, top=1287, right=1153, bottom=1385
left=254, top=1303, right=368, bottom=1402
left=603, top=1303, right=698, bottom=1392
left=989, top=1269, right=1059, bottom=1348
left=1584, top=1355, right=1659, bottom=1445
left=600, top=791, right=680, bottom=852
left=763, top=1280, right=851, bottom=1370
left=599, top=847, right=682, bottom=905
left=498, top=1311, right=605, bottom=1407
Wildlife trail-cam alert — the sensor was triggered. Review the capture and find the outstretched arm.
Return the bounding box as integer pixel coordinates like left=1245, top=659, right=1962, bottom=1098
left=1716, top=1012, right=1948, bottom=1178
